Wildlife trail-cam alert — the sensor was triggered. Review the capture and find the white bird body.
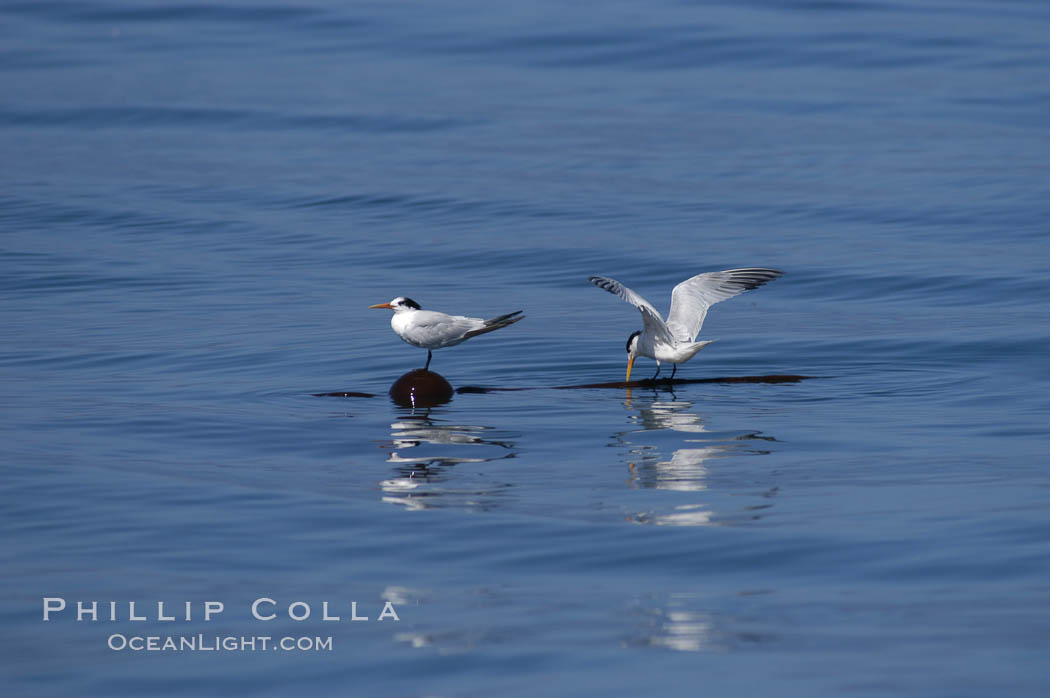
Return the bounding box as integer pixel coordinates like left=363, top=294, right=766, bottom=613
left=636, top=332, right=714, bottom=365
left=391, top=309, right=491, bottom=350
left=589, top=268, right=783, bottom=381
left=370, top=297, right=523, bottom=370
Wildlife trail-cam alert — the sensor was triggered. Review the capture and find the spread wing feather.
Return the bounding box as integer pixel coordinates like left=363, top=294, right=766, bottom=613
left=666, top=268, right=782, bottom=342
left=588, top=276, right=673, bottom=344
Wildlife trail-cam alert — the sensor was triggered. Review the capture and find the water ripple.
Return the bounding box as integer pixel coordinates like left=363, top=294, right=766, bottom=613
left=0, top=106, right=469, bottom=133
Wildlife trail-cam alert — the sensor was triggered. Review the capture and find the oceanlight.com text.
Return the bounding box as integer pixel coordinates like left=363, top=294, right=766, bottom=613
left=107, top=634, right=333, bottom=652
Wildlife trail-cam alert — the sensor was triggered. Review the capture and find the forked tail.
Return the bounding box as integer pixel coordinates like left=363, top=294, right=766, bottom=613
left=464, top=310, right=525, bottom=339
left=684, top=339, right=716, bottom=360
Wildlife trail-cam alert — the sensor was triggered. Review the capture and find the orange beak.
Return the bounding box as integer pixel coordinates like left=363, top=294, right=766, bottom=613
left=625, top=354, right=636, bottom=383
left=368, top=302, right=394, bottom=309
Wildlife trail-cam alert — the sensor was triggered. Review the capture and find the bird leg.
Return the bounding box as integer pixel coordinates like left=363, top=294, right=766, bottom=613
left=424, top=350, right=432, bottom=371
left=670, top=365, right=677, bottom=380
left=651, top=363, right=661, bottom=380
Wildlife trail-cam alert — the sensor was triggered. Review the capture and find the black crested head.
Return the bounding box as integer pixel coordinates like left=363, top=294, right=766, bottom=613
left=625, top=330, right=641, bottom=353
left=400, top=297, right=421, bottom=310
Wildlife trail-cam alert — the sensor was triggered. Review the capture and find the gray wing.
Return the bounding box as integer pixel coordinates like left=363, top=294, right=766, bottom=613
left=665, top=268, right=783, bottom=342
left=588, top=276, right=673, bottom=344
left=407, top=310, right=486, bottom=348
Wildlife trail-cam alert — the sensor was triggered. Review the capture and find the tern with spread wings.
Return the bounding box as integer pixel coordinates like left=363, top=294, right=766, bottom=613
left=369, top=297, right=524, bottom=370
left=588, top=268, right=783, bottom=382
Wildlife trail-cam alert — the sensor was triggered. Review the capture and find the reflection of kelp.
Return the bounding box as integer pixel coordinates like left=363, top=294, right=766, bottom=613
left=617, top=398, right=779, bottom=526
left=378, top=413, right=518, bottom=511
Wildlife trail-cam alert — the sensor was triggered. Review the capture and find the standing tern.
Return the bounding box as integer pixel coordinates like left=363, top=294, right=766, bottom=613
left=369, top=297, right=524, bottom=370
left=589, top=268, right=783, bottom=382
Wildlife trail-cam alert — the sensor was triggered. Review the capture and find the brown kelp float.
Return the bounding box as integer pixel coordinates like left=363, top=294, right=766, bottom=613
left=313, top=370, right=453, bottom=407
left=387, top=368, right=454, bottom=408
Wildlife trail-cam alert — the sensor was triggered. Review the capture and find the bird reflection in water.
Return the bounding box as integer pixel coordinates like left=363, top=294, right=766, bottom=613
left=378, top=411, right=517, bottom=511
left=646, top=609, right=717, bottom=652
left=622, top=399, right=721, bottom=493
left=617, top=395, right=777, bottom=526
left=629, top=592, right=772, bottom=652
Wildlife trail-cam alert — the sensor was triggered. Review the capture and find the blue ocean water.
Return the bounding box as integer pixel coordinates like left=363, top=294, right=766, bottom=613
left=3, top=0, right=1050, bottom=695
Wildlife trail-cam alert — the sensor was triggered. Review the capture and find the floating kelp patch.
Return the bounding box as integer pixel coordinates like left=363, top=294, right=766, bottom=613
left=457, top=374, right=812, bottom=394
left=314, top=373, right=812, bottom=401
left=312, top=390, right=375, bottom=398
